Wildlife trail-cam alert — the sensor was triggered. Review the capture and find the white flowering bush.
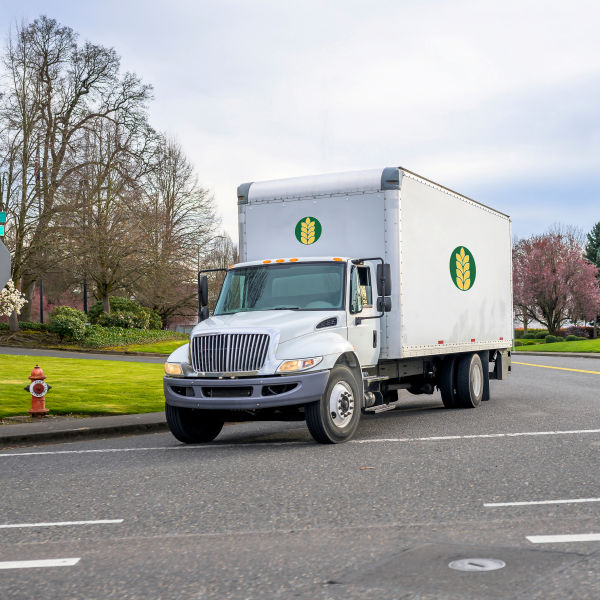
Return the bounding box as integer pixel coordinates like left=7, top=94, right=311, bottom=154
left=0, top=279, right=27, bottom=318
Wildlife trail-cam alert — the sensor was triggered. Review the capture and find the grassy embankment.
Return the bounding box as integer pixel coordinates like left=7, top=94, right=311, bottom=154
left=0, top=354, right=165, bottom=418
left=514, top=338, right=600, bottom=353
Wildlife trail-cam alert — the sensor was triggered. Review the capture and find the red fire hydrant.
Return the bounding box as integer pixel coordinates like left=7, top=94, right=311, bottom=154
left=25, top=365, right=51, bottom=417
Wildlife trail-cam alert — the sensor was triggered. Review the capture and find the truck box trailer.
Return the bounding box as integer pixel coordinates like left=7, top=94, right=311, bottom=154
left=164, top=167, right=513, bottom=444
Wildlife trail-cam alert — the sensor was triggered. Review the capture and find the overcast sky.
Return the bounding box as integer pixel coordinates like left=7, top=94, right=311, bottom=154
left=3, top=1, right=600, bottom=243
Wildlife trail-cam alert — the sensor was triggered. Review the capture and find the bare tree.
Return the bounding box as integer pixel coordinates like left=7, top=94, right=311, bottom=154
left=135, top=136, right=218, bottom=326
left=0, top=15, right=152, bottom=329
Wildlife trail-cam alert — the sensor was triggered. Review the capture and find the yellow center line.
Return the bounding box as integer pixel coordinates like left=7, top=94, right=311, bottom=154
left=513, top=361, right=600, bottom=375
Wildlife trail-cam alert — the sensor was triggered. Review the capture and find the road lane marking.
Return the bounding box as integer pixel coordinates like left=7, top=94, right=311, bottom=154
left=0, top=558, right=80, bottom=570
left=351, top=428, right=600, bottom=443
left=0, top=519, right=123, bottom=529
left=527, top=533, right=600, bottom=544
left=1, top=428, right=600, bottom=457
left=485, top=498, right=600, bottom=508
left=513, top=361, right=600, bottom=375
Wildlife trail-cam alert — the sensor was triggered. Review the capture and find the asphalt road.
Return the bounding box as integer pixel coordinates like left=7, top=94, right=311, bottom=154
left=1, top=354, right=599, bottom=599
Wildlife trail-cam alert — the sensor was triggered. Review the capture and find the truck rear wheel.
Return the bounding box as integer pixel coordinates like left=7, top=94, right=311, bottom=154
left=305, top=365, right=361, bottom=444
left=455, top=353, right=484, bottom=408
left=439, top=356, right=458, bottom=408
left=166, top=404, right=224, bottom=443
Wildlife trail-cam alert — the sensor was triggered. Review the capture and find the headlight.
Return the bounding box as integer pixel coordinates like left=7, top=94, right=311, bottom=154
left=277, top=357, right=322, bottom=373
left=164, top=362, right=183, bottom=376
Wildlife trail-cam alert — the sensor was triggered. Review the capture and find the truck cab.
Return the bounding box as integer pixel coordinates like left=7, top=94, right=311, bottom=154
left=164, top=255, right=391, bottom=443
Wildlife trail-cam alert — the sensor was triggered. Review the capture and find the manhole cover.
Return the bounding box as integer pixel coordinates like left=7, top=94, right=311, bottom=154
left=448, top=558, right=506, bottom=572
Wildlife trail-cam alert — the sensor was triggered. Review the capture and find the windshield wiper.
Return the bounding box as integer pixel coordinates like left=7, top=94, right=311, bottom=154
left=271, top=306, right=300, bottom=310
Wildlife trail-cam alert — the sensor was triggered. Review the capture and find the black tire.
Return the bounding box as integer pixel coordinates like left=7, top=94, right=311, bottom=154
left=455, top=353, right=484, bottom=408
left=305, top=365, right=361, bottom=444
left=439, top=356, right=458, bottom=408
left=166, top=404, right=225, bottom=443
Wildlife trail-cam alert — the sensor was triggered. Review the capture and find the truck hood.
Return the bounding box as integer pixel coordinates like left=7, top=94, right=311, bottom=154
left=191, top=310, right=346, bottom=345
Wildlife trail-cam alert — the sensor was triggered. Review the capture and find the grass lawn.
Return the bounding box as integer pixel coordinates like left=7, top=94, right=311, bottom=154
left=110, top=339, right=188, bottom=354
left=514, top=338, right=600, bottom=353
left=0, top=354, right=165, bottom=418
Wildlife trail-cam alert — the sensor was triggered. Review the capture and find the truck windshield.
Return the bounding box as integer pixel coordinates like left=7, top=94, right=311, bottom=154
left=214, top=262, right=345, bottom=314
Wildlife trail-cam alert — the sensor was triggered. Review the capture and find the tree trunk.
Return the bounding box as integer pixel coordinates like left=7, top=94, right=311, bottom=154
left=8, top=309, right=19, bottom=332
left=19, top=276, right=36, bottom=321
left=102, top=291, right=110, bottom=314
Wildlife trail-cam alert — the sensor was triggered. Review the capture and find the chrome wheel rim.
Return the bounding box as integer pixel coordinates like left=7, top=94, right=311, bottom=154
left=471, top=361, right=483, bottom=398
left=329, top=381, right=354, bottom=428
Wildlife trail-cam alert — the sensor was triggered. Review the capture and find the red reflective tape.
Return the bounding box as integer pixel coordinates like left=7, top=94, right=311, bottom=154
left=438, top=340, right=444, bottom=345
left=500, top=337, right=504, bottom=340
left=471, top=339, right=476, bottom=342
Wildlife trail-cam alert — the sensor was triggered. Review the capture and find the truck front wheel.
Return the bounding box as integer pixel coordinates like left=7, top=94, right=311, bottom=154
left=166, top=404, right=224, bottom=444
left=305, top=365, right=361, bottom=444
left=455, top=353, right=484, bottom=408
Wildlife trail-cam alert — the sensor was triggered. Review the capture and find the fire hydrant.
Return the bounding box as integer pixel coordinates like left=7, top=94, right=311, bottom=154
left=25, top=365, right=51, bottom=417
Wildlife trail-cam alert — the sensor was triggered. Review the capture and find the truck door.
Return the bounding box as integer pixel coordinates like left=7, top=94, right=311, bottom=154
left=347, top=263, right=380, bottom=367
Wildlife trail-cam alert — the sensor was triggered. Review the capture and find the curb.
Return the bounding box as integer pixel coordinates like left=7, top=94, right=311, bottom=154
left=0, top=418, right=168, bottom=448
left=515, top=351, right=600, bottom=359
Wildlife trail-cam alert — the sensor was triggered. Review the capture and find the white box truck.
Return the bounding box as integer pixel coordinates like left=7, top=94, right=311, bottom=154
left=164, top=167, right=512, bottom=444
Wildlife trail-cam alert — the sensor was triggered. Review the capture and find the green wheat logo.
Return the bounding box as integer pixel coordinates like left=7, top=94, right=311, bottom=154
left=450, top=246, right=476, bottom=291
left=295, top=217, right=322, bottom=245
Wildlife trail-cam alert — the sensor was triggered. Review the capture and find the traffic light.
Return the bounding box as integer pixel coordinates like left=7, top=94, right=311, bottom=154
left=0, top=211, right=5, bottom=237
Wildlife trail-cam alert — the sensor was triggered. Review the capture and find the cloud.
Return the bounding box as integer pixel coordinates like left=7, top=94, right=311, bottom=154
left=4, top=0, right=600, bottom=239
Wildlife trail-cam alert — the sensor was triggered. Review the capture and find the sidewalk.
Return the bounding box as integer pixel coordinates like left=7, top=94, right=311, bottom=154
left=0, top=412, right=167, bottom=448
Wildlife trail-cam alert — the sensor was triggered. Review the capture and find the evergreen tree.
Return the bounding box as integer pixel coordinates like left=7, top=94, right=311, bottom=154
left=585, top=221, right=600, bottom=274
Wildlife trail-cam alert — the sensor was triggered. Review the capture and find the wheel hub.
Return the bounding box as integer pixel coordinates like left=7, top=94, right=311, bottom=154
left=329, top=382, right=355, bottom=428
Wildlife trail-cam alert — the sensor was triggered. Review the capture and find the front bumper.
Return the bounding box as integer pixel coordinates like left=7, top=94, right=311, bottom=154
left=164, top=370, right=330, bottom=410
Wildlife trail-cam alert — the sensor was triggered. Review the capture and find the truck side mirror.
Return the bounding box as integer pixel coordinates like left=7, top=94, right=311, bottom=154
left=199, top=275, right=209, bottom=307
left=376, top=296, right=392, bottom=312
left=199, top=307, right=210, bottom=322
left=376, top=263, right=392, bottom=296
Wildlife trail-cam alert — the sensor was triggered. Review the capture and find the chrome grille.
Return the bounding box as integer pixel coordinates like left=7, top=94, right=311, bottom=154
left=190, top=333, right=270, bottom=373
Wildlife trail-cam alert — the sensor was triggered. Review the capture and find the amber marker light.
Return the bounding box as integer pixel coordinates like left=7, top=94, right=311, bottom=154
left=263, top=260, right=272, bottom=264
left=333, top=257, right=343, bottom=261
left=165, top=363, right=183, bottom=376
left=278, top=357, right=323, bottom=373
left=275, top=259, right=285, bottom=263
left=289, top=258, right=298, bottom=262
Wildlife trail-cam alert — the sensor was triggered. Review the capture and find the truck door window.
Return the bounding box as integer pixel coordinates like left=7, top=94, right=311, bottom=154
left=349, top=266, right=363, bottom=314
left=358, top=266, right=373, bottom=307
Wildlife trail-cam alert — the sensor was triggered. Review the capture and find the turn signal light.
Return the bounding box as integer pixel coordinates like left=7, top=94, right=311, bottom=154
left=165, top=363, right=183, bottom=376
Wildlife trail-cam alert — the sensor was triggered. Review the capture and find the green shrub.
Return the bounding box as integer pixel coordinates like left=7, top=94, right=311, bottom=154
left=514, top=340, right=523, bottom=346
left=97, top=311, right=139, bottom=329
left=47, top=306, right=88, bottom=341
left=48, top=317, right=86, bottom=341
left=81, top=326, right=184, bottom=348
left=88, top=297, right=161, bottom=330
left=565, top=335, right=587, bottom=342
left=18, top=321, right=50, bottom=331
left=50, top=306, right=88, bottom=323
left=523, top=333, right=537, bottom=339
left=535, top=331, right=550, bottom=339
left=545, top=334, right=560, bottom=343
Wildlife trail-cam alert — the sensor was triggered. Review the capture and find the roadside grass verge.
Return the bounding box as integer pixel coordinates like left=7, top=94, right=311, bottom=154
left=110, top=339, right=188, bottom=354
left=514, top=338, right=600, bottom=353
left=0, top=354, right=165, bottom=418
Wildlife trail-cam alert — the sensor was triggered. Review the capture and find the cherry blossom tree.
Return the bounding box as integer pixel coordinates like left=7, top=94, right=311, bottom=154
left=513, top=229, right=600, bottom=335
left=0, top=280, right=27, bottom=318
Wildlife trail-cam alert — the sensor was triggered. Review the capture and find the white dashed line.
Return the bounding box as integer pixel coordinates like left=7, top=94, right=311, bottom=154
left=0, top=558, right=80, bottom=570
left=527, top=533, right=600, bottom=544
left=485, top=498, right=600, bottom=508
left=1, top=427, right=599, bottom=458
left=0, top=519, right=123, bottom=529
